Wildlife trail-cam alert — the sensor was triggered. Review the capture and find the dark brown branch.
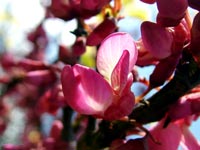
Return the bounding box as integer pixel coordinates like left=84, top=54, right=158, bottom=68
left=129, top=51, right=200, bottom=124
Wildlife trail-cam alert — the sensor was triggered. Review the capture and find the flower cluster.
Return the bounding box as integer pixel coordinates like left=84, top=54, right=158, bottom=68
left=0, top=0, right=200, bottom=150
left=62, top=32, right=137, bottom=120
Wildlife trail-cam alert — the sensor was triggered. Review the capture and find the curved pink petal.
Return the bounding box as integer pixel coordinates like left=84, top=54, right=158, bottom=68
left=103, top=92, right=135, bottom=120
left=141, top=21, right=173, bottom=59
left=148, top=120, right=182, bottom=150
left=168, top=92, right=200, bottom=121
left=97, top=32, right=137, bottom=81
left=111, top=50, right=130, bottom=94
left=61, top=64, right=113, bottom=116
left=180, top=125, right=200, bottom=150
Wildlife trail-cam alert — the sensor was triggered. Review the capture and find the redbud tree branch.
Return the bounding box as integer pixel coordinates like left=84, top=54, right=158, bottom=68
left=129, top=50, right=200, bottom=123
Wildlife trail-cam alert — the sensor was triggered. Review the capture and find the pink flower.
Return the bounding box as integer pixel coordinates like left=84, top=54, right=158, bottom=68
left=148, top=119, right=182, bottom=150
left=49, top=0, right=111, bottom=20
left=141, top=21, right=173, bottom=59
left=148, top=118, right=200, bottom=150
left=61, top=32, right=137, bottom=120
left=25, top=70, right=56, bottom=86
left=168, top=85, right=200, bottom=122
left=86, top=18, right=117, bottom=46
left=180, top=123, right=200, bottom=150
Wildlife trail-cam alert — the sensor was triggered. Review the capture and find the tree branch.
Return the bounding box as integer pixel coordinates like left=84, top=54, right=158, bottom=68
left=129, top=51, right=200, bottom=124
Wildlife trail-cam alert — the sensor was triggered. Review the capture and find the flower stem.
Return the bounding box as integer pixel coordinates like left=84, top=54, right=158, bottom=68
left=61, top=107, right=75, bottom=141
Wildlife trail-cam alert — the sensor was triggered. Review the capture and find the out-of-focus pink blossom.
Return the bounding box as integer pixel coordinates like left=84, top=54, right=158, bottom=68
left=2, top=144, right=28, bottom=150
left=58, top=45, right=78, bottom=65
left=72, top=38, right=86, bottom=56
left=0, top=117, right=7, bottom=135
left=24, top=70, right=56, bottom=86
left=156, top=0, right=188, bottom=27
left=62, top=32, right=137, bottom=120
left=17, top=59, right=47, bottom=71
left=37, top=86, right=66, bottom=115
left=86, top=18, right=117, bottom=46
left=0, top=53, right=17, bottom=71
left=27, top=24, right=48, bottom=49
left=80, top=0, right=111, bottom=12
left=49, top=0, right=111, bottom=20
left=50, top=120, right=63, bottom=140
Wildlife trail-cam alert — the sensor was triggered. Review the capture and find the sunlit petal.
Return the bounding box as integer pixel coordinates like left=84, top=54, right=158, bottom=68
left=61, top=65, right=113, bottom=116
left=97, top=32, right=137, bottom=81
left=111, top=50, right=129, bottom=94
left=148, top=119, right=182, bottom=150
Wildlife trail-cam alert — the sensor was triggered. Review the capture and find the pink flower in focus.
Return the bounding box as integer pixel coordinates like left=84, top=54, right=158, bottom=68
left=61, top=32, right=137, bottom=120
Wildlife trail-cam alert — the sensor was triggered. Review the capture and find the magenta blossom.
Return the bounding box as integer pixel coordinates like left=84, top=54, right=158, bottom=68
left=61, top=32, right=138, bottom=120
left=148, top=118, right=200, bottom=150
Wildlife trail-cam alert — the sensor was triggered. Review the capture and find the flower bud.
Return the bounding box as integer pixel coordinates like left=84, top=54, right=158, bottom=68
left=141, top=21, right=173, bottom=59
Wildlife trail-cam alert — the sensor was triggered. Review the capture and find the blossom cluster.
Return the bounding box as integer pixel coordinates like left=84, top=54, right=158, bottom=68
left=0, top=0, right=200, bottom=150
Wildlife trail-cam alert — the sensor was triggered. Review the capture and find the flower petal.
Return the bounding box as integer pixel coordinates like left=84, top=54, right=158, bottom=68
left=148, top=119, right=182, bottom=150
left=180, top=125, right=200, bottom=150
left=141, top=21, right=173, bottom=59
left=103, top=92, right=135, bottom=120
left=86, top=18, right=117, bottom=46
left=61, top=64, right=113, bottom=116
left=97, top=32, right=137, bottom=81
left=111, top=50, right=130, bottom=94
